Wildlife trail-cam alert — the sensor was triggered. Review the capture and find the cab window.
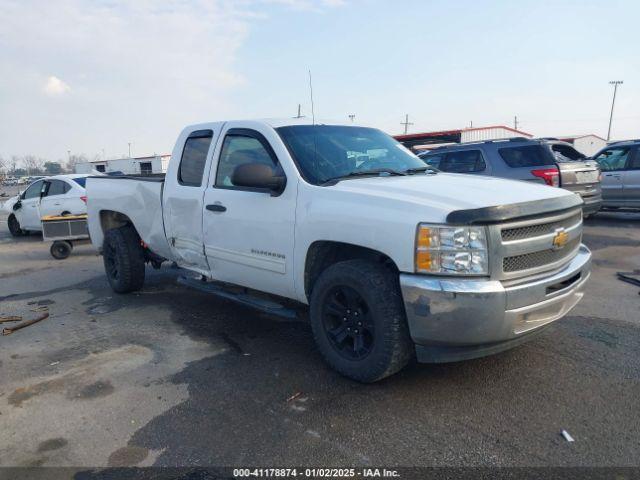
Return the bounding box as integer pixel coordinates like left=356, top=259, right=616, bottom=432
left=22, top=180, right=45, bottom=200
left=178, top=130, right=213, bottom=187
left=215, top=132, right=278, bottom=188
left=595, top=147, right=630, bottom=171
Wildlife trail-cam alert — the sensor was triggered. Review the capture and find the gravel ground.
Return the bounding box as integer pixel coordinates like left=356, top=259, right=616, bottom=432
left=0, top=195, right=639, bottom=471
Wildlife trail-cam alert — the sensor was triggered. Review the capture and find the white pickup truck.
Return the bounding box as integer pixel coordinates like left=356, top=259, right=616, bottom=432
left=87, top=119, right=591, bottom=382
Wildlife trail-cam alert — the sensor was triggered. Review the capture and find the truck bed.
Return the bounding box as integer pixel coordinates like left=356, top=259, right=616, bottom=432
left=86, top=175, right=173, bottom=260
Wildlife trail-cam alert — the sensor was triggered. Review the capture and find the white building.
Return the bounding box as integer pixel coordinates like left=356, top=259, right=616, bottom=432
left=75, top=154, right=171, bottom=175
left=557, top=135, right=607, bottom=157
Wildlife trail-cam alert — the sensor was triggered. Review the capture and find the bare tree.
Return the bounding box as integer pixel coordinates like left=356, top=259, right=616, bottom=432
left=65, top=154, right=88, bottom=173
left=0, top=155, right=5, bottom=175
left=23, top=155, right=44, bottom=175
left=10, top=156, right=20, bottom=175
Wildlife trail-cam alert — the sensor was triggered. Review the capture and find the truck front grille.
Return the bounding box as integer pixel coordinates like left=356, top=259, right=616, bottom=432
left=489, top=208, right=583, bottom=280
left=501, top=212, right=582, bottom=241
left=503, top=237, right=581, bottom=272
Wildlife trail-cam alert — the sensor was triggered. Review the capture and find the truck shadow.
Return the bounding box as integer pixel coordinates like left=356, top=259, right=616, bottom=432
left=74, top=266, right=640, bottom=468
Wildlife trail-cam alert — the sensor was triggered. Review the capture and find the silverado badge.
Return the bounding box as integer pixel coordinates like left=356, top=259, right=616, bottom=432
left=552, top=228, right=569, bottom=250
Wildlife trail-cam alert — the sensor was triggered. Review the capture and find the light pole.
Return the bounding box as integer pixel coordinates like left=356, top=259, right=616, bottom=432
left=128, top=142, right=132, bottom=158
left=607, top=80, right=623, bottom=141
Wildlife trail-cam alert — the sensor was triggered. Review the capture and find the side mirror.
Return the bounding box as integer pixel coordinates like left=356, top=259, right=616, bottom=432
left=231, top=163, right=286, bottom=196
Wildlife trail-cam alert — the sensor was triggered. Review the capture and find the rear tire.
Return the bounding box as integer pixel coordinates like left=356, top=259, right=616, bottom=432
left=310, top=259, right=414, bottom=383
left=8, top=214, right=24, bottom=237
left=102, top=225, right=145, bottom=293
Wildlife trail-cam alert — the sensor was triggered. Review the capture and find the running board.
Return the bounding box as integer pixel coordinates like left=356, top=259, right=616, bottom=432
left=177, top=275, right=298, bottom=320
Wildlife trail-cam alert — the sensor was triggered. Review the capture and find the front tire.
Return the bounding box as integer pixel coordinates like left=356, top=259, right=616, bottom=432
left=8, top=214, right=24, bottom=237
left=310, top=259, right=414, bottom=383
left=103, top=225, right=145, bottom=293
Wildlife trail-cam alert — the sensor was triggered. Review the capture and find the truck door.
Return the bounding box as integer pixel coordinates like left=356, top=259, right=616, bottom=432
left=202, top=125, right=297, bottom=299
left=163, top=128, right=219, bottom=275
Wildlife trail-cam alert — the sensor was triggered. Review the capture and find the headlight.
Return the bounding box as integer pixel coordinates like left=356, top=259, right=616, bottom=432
left=415, top=224, right=489, bottom=275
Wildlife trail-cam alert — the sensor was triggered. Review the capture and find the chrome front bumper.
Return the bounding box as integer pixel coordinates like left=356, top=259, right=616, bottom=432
left=399, top=245, right=592, bottom=363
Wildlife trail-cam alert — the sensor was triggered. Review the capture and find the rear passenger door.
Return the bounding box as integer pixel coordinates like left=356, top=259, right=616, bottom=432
left=437, top=149, right=490, bottom=176
left=40, top=179, right=71, bottom=217
left=163, top=127, right=220, bottom=275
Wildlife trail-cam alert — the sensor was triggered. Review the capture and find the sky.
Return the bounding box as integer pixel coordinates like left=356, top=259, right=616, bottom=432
left=0, top=0, right=638, bottom=162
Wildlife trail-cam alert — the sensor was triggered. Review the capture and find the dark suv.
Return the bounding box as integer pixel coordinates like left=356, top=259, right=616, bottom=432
left=419, top=138, right=602, bottom=216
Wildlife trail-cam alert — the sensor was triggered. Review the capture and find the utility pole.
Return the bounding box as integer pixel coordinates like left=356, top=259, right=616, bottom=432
left=400, top=114, right=413, bottom=134
left=607, top=80, right=623, bottom=141
left=348, top=114, right=355, bottom=123
left=128, top=142, right=132, bottom=158
left=514, top=116, right=519, bottom=130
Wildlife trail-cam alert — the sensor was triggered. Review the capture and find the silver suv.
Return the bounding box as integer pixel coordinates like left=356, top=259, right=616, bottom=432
left=419, top=138, right=602, bottom=216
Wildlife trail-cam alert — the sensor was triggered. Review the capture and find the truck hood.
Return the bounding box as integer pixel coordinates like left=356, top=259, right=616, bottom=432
left=328, top=172, right=576, bottom=219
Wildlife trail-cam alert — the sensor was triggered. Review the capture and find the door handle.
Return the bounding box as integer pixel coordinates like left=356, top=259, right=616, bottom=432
left=206, top=204, right=227, bottom=212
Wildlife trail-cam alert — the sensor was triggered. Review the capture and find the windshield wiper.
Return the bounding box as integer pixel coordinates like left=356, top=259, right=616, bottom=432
left=321, top=168, right=407, bottom=186
left=403, top=166, right=438, bottom=174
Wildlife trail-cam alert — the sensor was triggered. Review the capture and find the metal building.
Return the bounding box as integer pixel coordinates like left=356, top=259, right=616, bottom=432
left=556, top=134, right=607, bottom=157
left=394, top=126, right=533, bottom=151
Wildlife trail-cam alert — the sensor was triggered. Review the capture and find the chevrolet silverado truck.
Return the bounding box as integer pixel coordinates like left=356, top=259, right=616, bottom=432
left=86, top=119, right=591, bottom=382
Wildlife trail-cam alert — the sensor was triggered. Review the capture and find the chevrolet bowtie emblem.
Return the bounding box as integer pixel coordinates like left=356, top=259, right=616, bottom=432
left=552, top=228, right=569, bottom=249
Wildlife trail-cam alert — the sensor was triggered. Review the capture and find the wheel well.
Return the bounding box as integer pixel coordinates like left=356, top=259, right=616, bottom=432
left=304, top=241, right=399, bottom=300
left=100, top=210, right=134, bottom=235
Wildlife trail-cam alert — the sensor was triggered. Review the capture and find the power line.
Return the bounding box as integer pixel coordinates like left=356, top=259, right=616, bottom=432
left=400, top=114, right=413, bottom=134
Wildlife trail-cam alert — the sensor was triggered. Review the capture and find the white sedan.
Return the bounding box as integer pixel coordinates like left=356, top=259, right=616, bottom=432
left=3, top=174, right=90, bottom=236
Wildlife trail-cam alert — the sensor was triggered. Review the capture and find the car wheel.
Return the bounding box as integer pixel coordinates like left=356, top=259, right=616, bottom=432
left=102, top=225, right=145, bottom=293
left=61, top=211, right=71, bottom=216
left=8, top=214, right=24, bottom=237
left=50, top=240, right=73, bottom=260
left=310, top=259, right=414, bottom=383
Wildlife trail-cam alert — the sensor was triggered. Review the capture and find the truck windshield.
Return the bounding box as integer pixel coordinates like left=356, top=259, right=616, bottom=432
left=277, top=125, right=428, bottom=185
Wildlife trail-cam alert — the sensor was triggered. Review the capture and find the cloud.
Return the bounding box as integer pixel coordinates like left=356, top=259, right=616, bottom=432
left=43, top=76, right=71, bottom=96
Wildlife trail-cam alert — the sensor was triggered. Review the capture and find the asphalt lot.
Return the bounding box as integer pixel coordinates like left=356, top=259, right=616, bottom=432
left=0, top=185, right=639, bottom=470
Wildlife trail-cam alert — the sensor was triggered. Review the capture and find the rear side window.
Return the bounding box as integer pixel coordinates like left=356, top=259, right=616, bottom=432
left=629, top=148, right=640, bottom=169
left=499, top=145, right=555, bottom=168
left=46, top=180, right=70, bottom=196
left=440, top=150, right=486, bottom=173
left=178, top=130, right=213, bottom=186
left=72, top=177, right=87, bottom=188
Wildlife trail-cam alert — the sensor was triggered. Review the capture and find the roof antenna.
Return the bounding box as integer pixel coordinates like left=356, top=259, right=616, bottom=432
left=308, top=69, right=315, bottom=125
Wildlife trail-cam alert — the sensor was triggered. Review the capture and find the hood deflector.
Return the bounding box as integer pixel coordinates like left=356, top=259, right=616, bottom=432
left=446, top=195, right=583, bottom=225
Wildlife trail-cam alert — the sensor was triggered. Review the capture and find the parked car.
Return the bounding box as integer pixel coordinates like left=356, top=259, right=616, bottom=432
left=3, top=174, right=90, bottom=236
left=591, top=139, right=640, bottom=210
left=87, top=119, right=590, bottom=382
left=419, top=138, right=602, bottom=216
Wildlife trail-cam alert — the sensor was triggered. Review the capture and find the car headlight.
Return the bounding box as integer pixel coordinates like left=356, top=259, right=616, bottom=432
left=415, top=224, right=489, bottom=275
